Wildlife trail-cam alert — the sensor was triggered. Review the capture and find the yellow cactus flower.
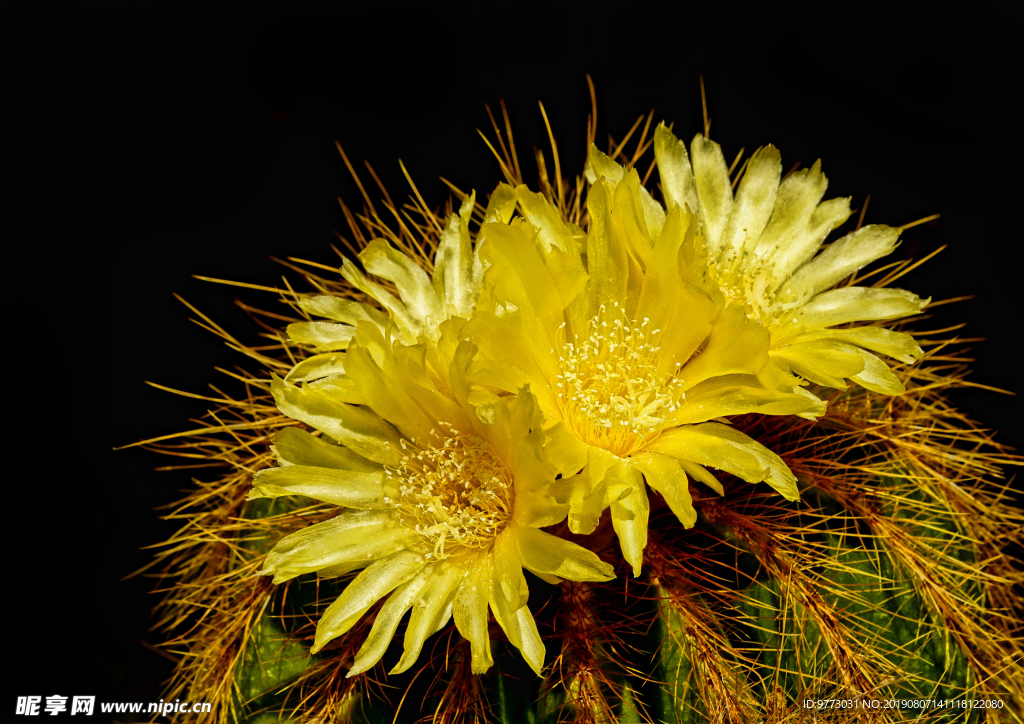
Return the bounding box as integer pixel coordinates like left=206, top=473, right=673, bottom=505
left=251, top=321, right=613, bottom=676
left=462, top=176, right=823, bottom=575
left=653, top=123, right=929, bottom=395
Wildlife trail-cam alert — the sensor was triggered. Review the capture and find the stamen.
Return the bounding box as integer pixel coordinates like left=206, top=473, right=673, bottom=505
left=555, top=310, right=684, bottom=456
left=385, top=424, right=513, bottom=561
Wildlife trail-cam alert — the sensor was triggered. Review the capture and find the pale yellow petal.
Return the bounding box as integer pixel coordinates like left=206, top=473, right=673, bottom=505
left=345, top=564, right=434, bottom=675
left=433, top=190, right=477, bottom=318
left=340, top=258, right=421, bottom=342
left=609, top=465, right=650, bottom=577
left=771, top=339, right=865, bottom=389
left=284, top=353, right=348, bottom=384
left=584, top=144, right=625, bottom=184
left=359, top=239, right=444, bottom=326
left=392, top=564, right=465, bottom=674
left=299, top=295, right=388, bottom=328
left=313, top=550, right=426, bottom=654
left=516, top=527, right=615, bottom=582
left=515, top=186, right=582, bottom=257
left=780, top=326, right=923, bottom=364
left=630, top=453, right=697, bottom=528
left=797, top=286, right=930, bottom=328
left=784, top=224, right=900, bottom=298
left=720, top=144, right=781, bottom=256
left=690, top=133, right=733, bottom=256
left=452, top=556, right=494, bottom=673
left=850, top=348, right=906, bottom=395
left=645, top=422, right=798, bottom=501
left=484, top=183, right=517, bottom=224
left=751, top=160, right=829, bottom=270
left=512, top=606, right=546, bottom=676
left=271, top=376, right=404, bottom=467
left=678, top=459, right=724, bottom=496
left=272, top=426, right=379, bottom=472
left=671, top=375, right=825, bottom=425
left=249, top=465, right=383, bottom=508
left=287, top=321, right=355, bottom=352
left=654, top=123, right=698, bottom=214
left=586, top=179, right=631, bottom=311
left=261, top=511, right=411, bottom=583
left=305, top=375, right=365, bottom=405
left=491, top=531, right=528, bottom=612
left=766, top=196, right=853, bottom=285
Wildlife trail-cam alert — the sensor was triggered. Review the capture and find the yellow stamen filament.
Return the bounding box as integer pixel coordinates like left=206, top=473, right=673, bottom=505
left=555, top=304, right=684, bottom=457
left=385, top=425, right=513, bottom=560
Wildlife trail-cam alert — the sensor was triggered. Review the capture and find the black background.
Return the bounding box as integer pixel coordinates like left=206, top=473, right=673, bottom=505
left=4, top=1, right=1021, bottom=715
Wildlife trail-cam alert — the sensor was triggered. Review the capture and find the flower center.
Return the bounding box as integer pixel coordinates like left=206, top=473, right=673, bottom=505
left=385, top=426, right=513, bottom=561
left=708, top=252, right=801, bottom=327
left=555, top=306, right=684, bottom=457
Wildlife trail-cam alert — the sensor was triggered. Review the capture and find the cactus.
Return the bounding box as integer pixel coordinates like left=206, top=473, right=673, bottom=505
left=139, top=94, right=1024, bottom=724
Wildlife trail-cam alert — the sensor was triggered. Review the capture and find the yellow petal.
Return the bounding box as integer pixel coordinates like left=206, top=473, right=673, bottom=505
left=630, top=453, right=697, bottom=528
left=654, top=123, right=699, bottom=214
left=341, top=258, right=421, bottom=343
left=680, top=306, right=770, bottom=391
left=433, top=190, right=478, bottom=318
left=690, top=133, right=733, bottom=256
left=584, top=144, right=625, bottom=184
left=771, top=339, right=866, bottom=389
left=516, top=527, right=615, bottom=582
left=751, top=160, right=830, bottom=270
left=720, top=144, right=781, bottom=257
left=287, top=321, right=355, bottom=352
left=585, top=179, right=631, bottom=312
left=512, top=606, right=546, bottom=677
left=783, top=224, right=900, bottom=298
left=392, top=564, right=465, bottom=674
left=645, top=422, right=798, bottom=501
left=678, top=459, right=724, bottom=496
left=477, top=220, right=581, bottom=340
left=272, top=426, right=379, bottom=472
left=781, top=326, right=923, bottom=364
left=271, top=376, right=404, bottom=467
left=491, top=531, right=528, bottom=612
left=452, top=556, right=495, bottom=674
left=305, top=375, right=365, bottom=405
left=284, top=353, right=348, bottom=384
left=359, top=239, right=444, bottom=327
left=767, top=196, right=853, bottom=286
left=671, top=374, right=825, bottom=425
left=484, top=183, right=517, bottom=225
left=515, top=186, right=583, bottom=257
left=343, top=345, right=435, bottom=443
left=850, top=349, right=906, bottom=395
left=542, top=421, right=589, bottom=477
left=249, top=465, right=383, bottom=508
left=261, top=511, right=410, bottom=583
left=313, top=549, right=426, bottom=654
left=345, top=564, right=435, bottom=674
left=609, top=465, right=650, bottom=577
left=797, top=286, right=930, bottom=328
left=299, top=295, right=388, bottom=327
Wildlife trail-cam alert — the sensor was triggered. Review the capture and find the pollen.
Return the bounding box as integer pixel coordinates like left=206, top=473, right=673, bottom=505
left=555, top=306, right=685, bottom=457
left=385, top=424, right=513, bottom=560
